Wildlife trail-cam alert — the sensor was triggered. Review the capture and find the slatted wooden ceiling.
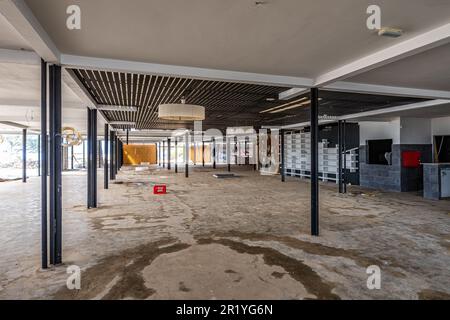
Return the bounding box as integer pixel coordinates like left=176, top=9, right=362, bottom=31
left=72, top=68, right=427, bottom=131
left=71, top=69, right=286, bottom=130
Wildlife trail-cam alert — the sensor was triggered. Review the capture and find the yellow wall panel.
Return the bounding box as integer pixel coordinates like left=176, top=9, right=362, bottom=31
left=190, top=145, right=211, bottom=163
left=123, top=144, right=157, bottom=165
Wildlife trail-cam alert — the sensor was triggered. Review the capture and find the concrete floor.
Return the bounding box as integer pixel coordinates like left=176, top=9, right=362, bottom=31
left=0, top=165, right=449, bottom=300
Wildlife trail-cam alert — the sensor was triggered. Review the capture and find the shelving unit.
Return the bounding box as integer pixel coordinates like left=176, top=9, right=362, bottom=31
left=284, top=132, right=358, bottom=183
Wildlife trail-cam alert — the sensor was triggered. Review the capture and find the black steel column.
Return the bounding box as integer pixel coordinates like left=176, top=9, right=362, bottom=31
left=343, top=120, right=347, bottom=194
left=104, top=124, right=109, bottom=189
left=212, top=137, right=216, bottom=169
left=118, top=140, right=122, bottom=168
left=114, top=135, right=120, bottom=175
left=244, top=136, right=249, bottom=165
left=193, top=142, right=196, bottom=166
left=40, top=59, right=48, bottom=269
left=227, top=136, right=231, bottom=172
left=167, top=138, right=171, bottom=170
left=202, top=134, right=205, bottom=167
left=87, top=108, right=97, bottom=209
left=71, top=146, right=74, bottom=170
left=49, top=64, right=62, bottom=264
left=175, top=138, right=178, bottom=173
left=234, top=136, right=238, bottom=165
left=310, top=88, right=319, bottom=236
left=126, top=129, right=129, bottom=145
left=185, top=132, right=189, bottom=178
left=281, top=129, right=285, bottom=182
left=120, top=139, right=123, bottom=168
left=255, top=132, right=259, bottom=171
left=87, top=109, right=92, bottom=206
left=110, top=131, right=115, bottom=180
left=82, top=140, right=86, bottom=168
left=22, top=129, right=27, bottom=183
left=98, top=141, right=102, bottom=169
left=164, top=140, right=167, bottom=168
left=338, top=120, right=343, bottom=193
left=158, top=142, right=160, bottom=166
left=38, top=135, right=41, bottom=177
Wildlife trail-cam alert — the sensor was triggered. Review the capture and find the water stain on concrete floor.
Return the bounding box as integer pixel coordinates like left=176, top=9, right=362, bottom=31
left=1, top=167, right=449, bottom=300
left=54, top=239, right=190, bottom=300
left=418, top=289, right=450, bottom=300
left=196, top=238, right=339, bottom=300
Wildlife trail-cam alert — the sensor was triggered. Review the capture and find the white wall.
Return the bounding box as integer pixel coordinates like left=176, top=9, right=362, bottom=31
left=400, top=118, right=431, bottom=144
left=359, top=117, right=449, bottom=146
left=431, top=116, right=450, bottom=138
left=359, top=119, right=400, bottom=146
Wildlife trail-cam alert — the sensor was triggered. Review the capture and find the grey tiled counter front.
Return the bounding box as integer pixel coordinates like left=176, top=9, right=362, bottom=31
left=423, top=163, right=450, bottom=200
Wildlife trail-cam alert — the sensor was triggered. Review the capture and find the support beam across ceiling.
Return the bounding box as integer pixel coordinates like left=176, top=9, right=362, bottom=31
left=0, top=0, right=60, bottom=62
left=324, top=82, right=450, bottom=100
left=0, top=48, right=40, bottom=65
left=61, top=54, right=313, bottom=88
left=62, top=68, right=97, bottom=109
left=314, top=23, right=450, bottom=87
left=338, top=99, right=450, bottom=121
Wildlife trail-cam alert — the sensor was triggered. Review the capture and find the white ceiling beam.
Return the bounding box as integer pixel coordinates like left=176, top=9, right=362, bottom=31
left=0, top=99, right=82, bottom=109
left=0, top=0, right=60, bottom=62
left=0, top=113, right=88, bottom=122
left=338, top=99, right=450, bottom=121
left=0, top=120, right=28, bottom=129
left=324, top=82, right=450, bottom=100
left=0, top=48, right=40, bottom=64
left=279, top=100, right=450, bottom=129
left=278, top=88, right=309, bottom=100
left=0, top=99, right=41, bottom=108
left=60, top=54, right=313, bottom=88
left=315, top=23, right=450, bottom=87
left=62, top=68, right=97, bottom=109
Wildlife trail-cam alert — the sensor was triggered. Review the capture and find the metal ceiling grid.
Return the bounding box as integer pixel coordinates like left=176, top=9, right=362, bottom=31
left=72, top=68, right=428, bottom=130
left=72, top=69, right=285, bottom=130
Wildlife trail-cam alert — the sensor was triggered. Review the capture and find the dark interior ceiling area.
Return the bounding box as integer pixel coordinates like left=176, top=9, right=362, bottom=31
left=276, top=91, right=428, bottom=126
left=72, top=69, right=286, bottom=130
left=72, top=68, right=428, bottom=131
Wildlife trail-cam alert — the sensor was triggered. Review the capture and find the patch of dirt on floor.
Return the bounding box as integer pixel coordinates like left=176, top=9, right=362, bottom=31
left=199, top=231, right=403, bottom=270
left=440, top=240, right=450, bottom=253
left=197, top=238, right=340, bottom=300
left=53, top=239, right=190, bottom=300
left=418, top=289, right=450, bottom=300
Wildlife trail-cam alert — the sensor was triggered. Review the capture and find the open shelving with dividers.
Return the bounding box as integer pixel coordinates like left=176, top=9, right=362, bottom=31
left=284, top=131, right=358, bottom=183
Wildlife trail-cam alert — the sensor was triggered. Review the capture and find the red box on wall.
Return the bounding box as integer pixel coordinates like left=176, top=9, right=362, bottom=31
left=153, top=185, right=167, bottom=194
left=402, top=151, right=421, bottom=168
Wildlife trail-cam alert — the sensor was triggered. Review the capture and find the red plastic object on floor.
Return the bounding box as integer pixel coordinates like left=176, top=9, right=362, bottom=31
left=402, top=151, right=421, bottom=168
left=153, top=185, right=167, bottom=194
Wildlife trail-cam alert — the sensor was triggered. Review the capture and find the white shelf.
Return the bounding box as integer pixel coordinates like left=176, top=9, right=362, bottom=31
left=284, top=132, right=359, bottom=182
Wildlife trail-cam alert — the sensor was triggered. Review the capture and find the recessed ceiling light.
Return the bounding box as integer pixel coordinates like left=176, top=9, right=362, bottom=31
left=266, top=97, right=276, bottom=102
